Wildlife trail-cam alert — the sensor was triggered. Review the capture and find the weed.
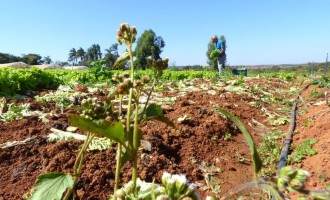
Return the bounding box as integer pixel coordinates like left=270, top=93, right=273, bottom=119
left=235, top=76, right=245, bottom=86
left=310, top=89, right=322, bottom=99
left=210, top=134, right=218, bottom=141
left=317, top=171, right=328, bottom=182
left=288, top=139, right=318, bottom=164
left=312, top=75, right=330, bottom=88
left=297, top=108, right=307, bottom=116
left=303, top=118, right=312, bottom=127
left=223, top=131, right=233, bottom=141
left=258, top=131, right=285, bottom=176
left=271, top=117, right=290, bottom=125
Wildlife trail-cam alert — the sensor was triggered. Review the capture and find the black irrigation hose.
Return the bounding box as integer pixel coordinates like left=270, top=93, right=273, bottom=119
left=221, top=84, right=313, bottom=199
left=270, top=83, right=311, bottom=200
left=276, top=83, right=311, bottom=175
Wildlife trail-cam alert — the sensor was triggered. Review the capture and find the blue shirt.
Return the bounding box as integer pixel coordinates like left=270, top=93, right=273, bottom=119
left=214, top=39, right=224, bottom=53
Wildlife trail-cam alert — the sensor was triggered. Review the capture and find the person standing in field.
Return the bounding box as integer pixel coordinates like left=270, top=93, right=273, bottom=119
left=211, top=35, right=226, bottom=76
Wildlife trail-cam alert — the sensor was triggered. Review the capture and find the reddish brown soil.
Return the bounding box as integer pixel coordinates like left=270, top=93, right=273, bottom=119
left=288, top=85, right=330, bottom=199
left=0, top=78, right=329, bottom=199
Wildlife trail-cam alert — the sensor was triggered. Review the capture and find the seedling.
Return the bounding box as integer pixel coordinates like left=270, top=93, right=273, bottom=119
left=317, top=171, right=328, bottom=182
left=223, top=131, right=233, bottom=141
left=258, top=131, right=285, bottom=176
left=310, top=89, right=322, bottom=100
left=304, top=118, right=312, bottom=127
left=288, top=139, right=318, bottom=164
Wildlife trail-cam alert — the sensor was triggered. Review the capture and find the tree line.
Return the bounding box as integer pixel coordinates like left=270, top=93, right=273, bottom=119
left=68, top=29, right=165, bottom=69
left=0, top=53, right=51, bottom=65
left=1, top=30, right=228, bottom=71
left=0, top=29, right=166, bottom=70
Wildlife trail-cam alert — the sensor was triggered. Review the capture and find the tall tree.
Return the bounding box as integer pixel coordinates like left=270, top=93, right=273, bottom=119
left=104, top=43, right=119, bottom=69
left=68, top=48, right=77, bottom=66
left=86, top=47, right=96, bottom=63
left=206, top=41, right=217, bottom=70
left=206, top=35, right=227, bottom=70
left=76, top=47, right=86, bottom=64
left=220, top=35, right=227, bottom=65
left=94, top=44, right=102, bottom=60
left=135, top=29, right=165, bottom=70
left=22, top=54, right=43, bottom=65
left=43, top=56, right=52, bottom=64
left=86, top=44, right=102, bottom=65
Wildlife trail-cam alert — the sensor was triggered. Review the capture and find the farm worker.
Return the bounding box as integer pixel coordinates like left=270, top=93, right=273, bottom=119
left=211, top=35, right=226, bottom=76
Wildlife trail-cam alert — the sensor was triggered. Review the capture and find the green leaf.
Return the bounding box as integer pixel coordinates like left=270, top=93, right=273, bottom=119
left=30, top=172, right=73, bottom=200
left=145, top=103, right=176, bottom=128
left=216, top=107, right=262, bottom=175
left=113, top=51, right=130, bottom=69
left=146, top=103, right=164, bottom=119
left=68, top=114, right=126, bottom=145
left=120, top=145, right=133, bottom=167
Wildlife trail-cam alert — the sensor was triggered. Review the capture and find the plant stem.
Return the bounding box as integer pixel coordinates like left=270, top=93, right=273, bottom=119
left=76, top=133, right=94, bottom=175
left=127, top=40, right=139, bottom=195
left=114, top=143, right=122, bottom=192
left=63, top=132, right=94, bottom=200
left=139, top=77, right=157, bottom=122
left=132, top=100, right=139, bottom=190
left=126, top=43, right=134, bottom=145
left=114, top=95, right=124, bottom=193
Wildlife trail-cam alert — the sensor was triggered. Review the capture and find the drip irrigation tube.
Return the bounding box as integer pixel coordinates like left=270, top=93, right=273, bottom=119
left=270, top=83, right=311, bottom=200
left=276, top=83, right=310, bottom=175
left=221, top=84, right=314, bottom=199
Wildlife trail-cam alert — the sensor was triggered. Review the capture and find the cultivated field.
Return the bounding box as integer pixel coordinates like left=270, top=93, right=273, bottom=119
left=1, top=69, right=329, bottom=199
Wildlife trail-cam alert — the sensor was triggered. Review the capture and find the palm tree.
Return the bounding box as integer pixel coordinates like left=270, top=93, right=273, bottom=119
left=76, top=47, right=86, bottom=64
left=92, top=44, right=102, bottom=60
left=68, top=48, right=77, bottom=66
left=104, top=43, right=119, bottom=69
left=87, top=46, right=97, bottom=62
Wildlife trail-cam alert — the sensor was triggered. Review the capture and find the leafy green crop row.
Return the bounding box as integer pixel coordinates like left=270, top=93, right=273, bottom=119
left=0, top=67, right=61, bottom=96
left=0, top=67, right=219, bottom=96
left=2, top=65, right=327, bottom=97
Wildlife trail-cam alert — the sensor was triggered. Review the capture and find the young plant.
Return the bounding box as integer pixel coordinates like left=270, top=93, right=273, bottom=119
left=32, top=23, right=169, bottom=199
left=0, top=101, right=32, bottom=122
left=113, top=172, right=200, bottom=200
left=28, top=95, right=121, bottom=200
left=223, top=131, right=233, bottom=141
left=288, top=139, right=318, bottom=164
left=310, top=89, right=322, bottom=100
left=111, top=23, right=171, bottom=197
left=257, top=131, right=285, bottom=176
left=28, top=23, right=171, bottom=200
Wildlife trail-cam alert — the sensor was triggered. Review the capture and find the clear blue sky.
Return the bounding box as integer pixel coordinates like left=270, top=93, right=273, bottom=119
left=1, top=0, right=329, bottom=66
